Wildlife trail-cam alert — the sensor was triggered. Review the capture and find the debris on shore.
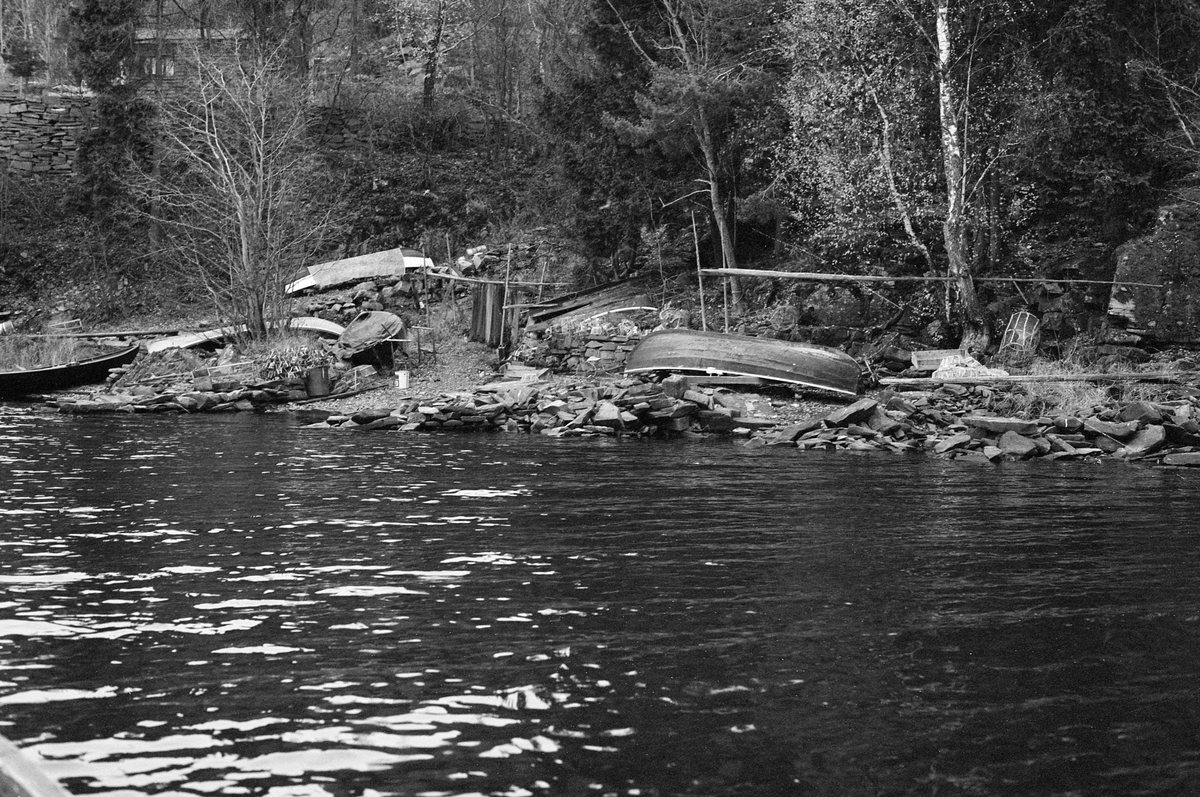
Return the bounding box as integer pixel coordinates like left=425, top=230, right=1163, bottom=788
left=48, top=354, right=1200, bottom=467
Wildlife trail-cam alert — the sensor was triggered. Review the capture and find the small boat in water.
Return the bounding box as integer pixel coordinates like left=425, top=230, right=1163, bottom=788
left=0, top=344, right=141, bottom=397
left=625, top=329, right=861, bottom=395
left=0, top=732, right=72, bottom=797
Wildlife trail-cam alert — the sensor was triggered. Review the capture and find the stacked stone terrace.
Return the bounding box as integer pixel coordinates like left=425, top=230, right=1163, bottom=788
left=0, top=89, right=93, bottom=175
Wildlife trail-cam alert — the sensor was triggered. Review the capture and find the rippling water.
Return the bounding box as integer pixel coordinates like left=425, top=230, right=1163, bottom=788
left=2, top=407, right=1200, bottom=796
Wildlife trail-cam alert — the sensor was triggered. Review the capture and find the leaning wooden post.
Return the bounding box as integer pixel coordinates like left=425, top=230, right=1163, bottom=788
left=692, top=211, right=708, bottom=331
left=723, top=277, right=730, bottom=333
left=500, top=244, right=513, bottom=351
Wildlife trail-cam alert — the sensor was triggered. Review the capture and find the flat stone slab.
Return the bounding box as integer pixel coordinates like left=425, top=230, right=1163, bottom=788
left=1083, top=417, right=1139, bottom=440
left=825, top=398, right=879, bottom=427
left=1161, top=451, right=1200, bottom=466
left=963, top=415, right=1041, bottom=436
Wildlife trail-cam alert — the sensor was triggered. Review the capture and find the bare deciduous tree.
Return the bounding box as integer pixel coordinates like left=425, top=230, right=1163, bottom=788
left=143, top=41, right=342, bottom=336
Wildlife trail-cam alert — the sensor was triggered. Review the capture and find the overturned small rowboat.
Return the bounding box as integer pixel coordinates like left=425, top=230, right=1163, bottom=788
left=625, top=329, right=861, bottom=396
left=0, top=344, right=141, bottom=398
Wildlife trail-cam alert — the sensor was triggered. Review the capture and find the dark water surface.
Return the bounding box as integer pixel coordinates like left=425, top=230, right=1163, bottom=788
left=2, top=408, right=1199, bottom=797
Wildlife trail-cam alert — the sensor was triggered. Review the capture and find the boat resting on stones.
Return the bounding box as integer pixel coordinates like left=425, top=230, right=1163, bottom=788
left=625, top=329, right=861, bottom=396
left=0, top=344, right=141, bottom=397
left=146, top=317, right=344, bottom=354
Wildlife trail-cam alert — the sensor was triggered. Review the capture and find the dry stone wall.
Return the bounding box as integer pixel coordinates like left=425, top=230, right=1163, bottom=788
left=515, top=331, right=641, bottom=375
left=0, top=89, right=93, bottom=175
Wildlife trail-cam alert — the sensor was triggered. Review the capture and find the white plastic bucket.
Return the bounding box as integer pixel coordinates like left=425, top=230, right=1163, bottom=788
left=395, top=371, right=410, bottom=390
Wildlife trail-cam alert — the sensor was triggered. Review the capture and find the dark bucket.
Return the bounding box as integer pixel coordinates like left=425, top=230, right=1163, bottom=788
left=304, top=365, right=332, bottom=397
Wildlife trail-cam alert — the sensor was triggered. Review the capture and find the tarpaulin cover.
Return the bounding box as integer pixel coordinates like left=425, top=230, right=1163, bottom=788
left=327, top=311, right=407, bottom=360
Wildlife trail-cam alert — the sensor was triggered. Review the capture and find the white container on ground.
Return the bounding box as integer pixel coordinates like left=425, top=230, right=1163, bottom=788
left=395, top=371, right=410, bottom=389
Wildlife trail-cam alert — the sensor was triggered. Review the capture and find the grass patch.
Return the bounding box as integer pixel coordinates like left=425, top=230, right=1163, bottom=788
left=0, top=336, right=86, bottom=371
left=991, top=356, right=1186, bottom=418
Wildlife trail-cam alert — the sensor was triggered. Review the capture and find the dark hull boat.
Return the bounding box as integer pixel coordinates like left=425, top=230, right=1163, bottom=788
left=0, top=344, right=141, bottom=397
left=625, top=329, right=861, bottom=395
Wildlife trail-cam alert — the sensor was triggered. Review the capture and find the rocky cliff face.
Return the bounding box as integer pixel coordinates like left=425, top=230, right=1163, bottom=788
left=1109, top=189, right=1200, bottom=344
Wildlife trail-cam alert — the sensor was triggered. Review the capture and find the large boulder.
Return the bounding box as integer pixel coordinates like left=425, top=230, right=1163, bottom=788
left=1109, top=190, right=1200, bottom=343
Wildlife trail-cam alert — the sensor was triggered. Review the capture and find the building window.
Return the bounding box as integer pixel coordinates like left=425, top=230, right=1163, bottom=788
left=142, top=57, right=176, bottom=77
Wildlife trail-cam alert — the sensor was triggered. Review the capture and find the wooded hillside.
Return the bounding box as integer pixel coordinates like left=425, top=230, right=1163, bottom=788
left=3, top=0, right=1200, bottom=346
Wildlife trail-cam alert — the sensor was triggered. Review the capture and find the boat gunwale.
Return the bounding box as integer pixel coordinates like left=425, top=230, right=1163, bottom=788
left=0, top=344, right=141, bottom=396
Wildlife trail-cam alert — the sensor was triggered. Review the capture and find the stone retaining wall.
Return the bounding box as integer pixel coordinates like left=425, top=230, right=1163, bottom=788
left=515, top=331, right=642, bottom=375
left=0, top=89, right=93, bottom=175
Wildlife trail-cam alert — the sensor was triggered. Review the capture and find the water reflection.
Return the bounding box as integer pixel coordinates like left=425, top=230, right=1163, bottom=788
left=1, top=411, right=1200, bottom=795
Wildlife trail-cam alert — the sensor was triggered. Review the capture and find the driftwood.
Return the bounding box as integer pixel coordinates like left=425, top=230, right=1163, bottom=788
left=879, top=371, right=1200, bottom=387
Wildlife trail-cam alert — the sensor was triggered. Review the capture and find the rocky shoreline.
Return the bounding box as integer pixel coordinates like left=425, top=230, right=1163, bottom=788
left=45, top=362, right=1200, bottom=468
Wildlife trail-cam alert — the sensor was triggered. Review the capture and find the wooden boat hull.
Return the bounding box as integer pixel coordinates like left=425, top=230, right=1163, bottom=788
left=1, top=732, right=72, bottom=797
left=286, top=248, right=434, bottom=294
left=625, top=329, right=861, bottom=395
left=147, top=317, right=345, bottom=354
left=0, top=344, right=141, bottom=397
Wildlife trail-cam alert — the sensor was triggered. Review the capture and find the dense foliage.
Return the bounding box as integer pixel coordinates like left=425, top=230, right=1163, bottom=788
left=3, top=0, right=1200, bottom=342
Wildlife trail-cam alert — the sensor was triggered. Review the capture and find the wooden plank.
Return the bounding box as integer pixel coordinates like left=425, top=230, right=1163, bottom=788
left=527, top=279, right=656, bottom=327
left=879, top=371, right=1199, bottom=387
left=7, top=328, right=185, bottom=339
left=422, top=270, right=567, bottom=287
left=685, top=376, right=766, bottom=387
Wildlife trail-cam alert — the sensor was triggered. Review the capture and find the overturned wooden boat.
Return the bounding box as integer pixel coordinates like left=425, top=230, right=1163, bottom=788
left=286, top=247, right=435, bottom=295
left=0, top=344, right=141, bottom=397
left=625, top=329, right=861, bottom=395
left=146, top=317, right=345, bottom=354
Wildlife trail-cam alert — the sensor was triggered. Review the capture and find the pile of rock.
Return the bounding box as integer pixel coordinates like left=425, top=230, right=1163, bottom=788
left=56, top=384, right=301, bottom=414
left=57, top=347, right=308, bottom=414
left=455, top=241, right=551, bottom=279
left=300, top=275, right=429, bottom=324
left=52, top=348, right=1200, bottom=467
left=296, top=374, right=778, bottom=437
left=751, top=384, right=1200, bottom=466
left=294, top=375, right=1200, bottom=467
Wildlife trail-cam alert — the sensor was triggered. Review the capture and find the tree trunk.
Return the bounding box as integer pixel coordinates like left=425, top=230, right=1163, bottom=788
left=934, top=0, right=989, bottom=353
left=697, top=105, right=744, bottom=314
left=661, top=0, right=743, bottom=315
left=348, top=0, right=360, bottom=74
left=149, top=0, right=166, bottom=252
left=423, top=0, right=446, bottom=112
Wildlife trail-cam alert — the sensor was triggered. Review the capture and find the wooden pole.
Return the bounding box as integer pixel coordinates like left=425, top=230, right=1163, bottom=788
left=692, top=211, right=708, bottom=331
left=723, top=278, right=730, bottom=333
left=538, top=249, right=548, bottom=304
left=419, top=270, right=567, bottom=287
left=700, top=267, right=1163, bottom=289
left=879, top=371, right=1199, bottom=387
left=500, top=244, right=513, bottom=351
